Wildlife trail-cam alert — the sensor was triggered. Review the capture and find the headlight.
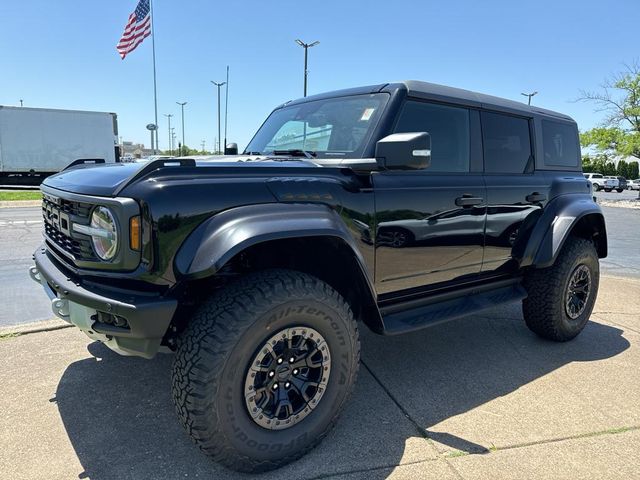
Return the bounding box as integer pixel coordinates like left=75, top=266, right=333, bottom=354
left=89, top=206, right=118, bottom=260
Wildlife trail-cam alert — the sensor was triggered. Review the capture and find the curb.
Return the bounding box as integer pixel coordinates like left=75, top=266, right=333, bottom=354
left=0, top=200, right=42, bottom=208
left=0, top=318, right=72, bottom=337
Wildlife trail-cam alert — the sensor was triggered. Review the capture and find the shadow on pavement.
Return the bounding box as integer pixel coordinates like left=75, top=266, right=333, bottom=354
left=55, top=305, right=629, bottom=480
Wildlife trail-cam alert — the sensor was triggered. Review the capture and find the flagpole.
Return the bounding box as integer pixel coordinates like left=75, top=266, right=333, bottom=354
left=224, top=65, right=229, bottom=153
left=150, top=0, right=159, bottom=153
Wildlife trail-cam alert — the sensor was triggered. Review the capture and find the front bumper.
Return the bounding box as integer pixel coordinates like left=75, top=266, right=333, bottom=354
left=30, top=245, right=177, bottom=358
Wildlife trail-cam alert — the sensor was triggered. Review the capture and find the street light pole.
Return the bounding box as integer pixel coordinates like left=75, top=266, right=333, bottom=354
left=164, top=114, right=173, bottom=156
left=521, top=91, right=538, bottom=106
left=211, top=81, right=226, bottom=154
left=295, top=39, right=320, bottom=97
left=176, top=102, right=187, bottom=156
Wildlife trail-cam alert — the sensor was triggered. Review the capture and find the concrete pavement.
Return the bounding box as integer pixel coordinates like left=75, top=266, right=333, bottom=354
left=1, top=275, right=639, bottom=479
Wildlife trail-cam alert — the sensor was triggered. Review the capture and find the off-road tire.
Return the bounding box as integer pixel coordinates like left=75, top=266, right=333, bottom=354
left=171, top=269, right=360, bottom=472
left=523, top=237, right=599, bottom=341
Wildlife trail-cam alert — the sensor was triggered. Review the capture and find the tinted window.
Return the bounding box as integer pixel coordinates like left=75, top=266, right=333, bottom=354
left=542, top=120, right=580, bottom=167
left=482, top=112, right=532, bottom=174
left=394, top=101, right=470, bottom=172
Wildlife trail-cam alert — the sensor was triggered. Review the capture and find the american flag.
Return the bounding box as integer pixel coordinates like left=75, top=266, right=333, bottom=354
left=116, top=0, right=152, bottom=59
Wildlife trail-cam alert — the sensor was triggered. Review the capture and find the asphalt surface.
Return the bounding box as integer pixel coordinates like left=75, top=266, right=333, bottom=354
left=0, top=206, right=51, bottom=326
left=1, top=196, right=638, bottom=327
left=1, top=276, right=639, bottom=479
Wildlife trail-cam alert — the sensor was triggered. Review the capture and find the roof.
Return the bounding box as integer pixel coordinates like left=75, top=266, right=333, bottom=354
left=285, top=80, right=574, bottom=122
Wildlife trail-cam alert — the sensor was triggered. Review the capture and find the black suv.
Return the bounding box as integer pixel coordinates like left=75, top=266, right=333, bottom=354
left=31, top=81, right=607, bottom=472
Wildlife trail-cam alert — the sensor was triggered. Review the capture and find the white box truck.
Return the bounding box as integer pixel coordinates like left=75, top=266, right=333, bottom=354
left=0, top=106, right=118, bottom=182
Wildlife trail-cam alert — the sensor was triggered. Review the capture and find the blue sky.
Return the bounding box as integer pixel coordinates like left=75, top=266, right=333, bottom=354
left=0, top=0, right=637, bottom=152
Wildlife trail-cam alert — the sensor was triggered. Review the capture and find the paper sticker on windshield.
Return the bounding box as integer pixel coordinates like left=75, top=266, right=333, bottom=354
left=360, top=108, right=375, bottom=121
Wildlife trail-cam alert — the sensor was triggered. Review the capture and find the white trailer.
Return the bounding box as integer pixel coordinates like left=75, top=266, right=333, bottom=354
left=0, top=106, right=118, bottom=179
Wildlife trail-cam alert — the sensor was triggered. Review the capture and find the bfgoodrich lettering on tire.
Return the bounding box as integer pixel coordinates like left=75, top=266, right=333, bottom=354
left=171, top=269, right=360, bottom=472
left=523, top=237, right=599, bottom=341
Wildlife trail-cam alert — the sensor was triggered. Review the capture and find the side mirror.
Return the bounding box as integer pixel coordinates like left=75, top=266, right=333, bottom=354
left=224, top=143, right=238, bottom=155
left=375, top=132, right=431, bottom=170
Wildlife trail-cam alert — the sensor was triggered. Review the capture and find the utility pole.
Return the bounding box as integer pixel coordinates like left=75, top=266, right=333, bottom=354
left=170, top=128, right=176, bottom=154
left=176, top=101, right=187, bottom=156
left=164, top=114, right=173, bottom=155
left=521, top=91, right=538, bottom=106
left=295, top=39, right=320, bottom=97
left=211, top=81, right=226, bottom=154
left=19, top=99, right=23, bottom=107
left=224, top=65, right=229, bottom=152
left=201, top=140, right=206, bottom=154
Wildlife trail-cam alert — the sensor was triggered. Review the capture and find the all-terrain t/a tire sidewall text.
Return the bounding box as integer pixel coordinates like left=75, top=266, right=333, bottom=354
left=217, top=298, right=355, bottom=462
left=171, top=270, right=359, bottom=472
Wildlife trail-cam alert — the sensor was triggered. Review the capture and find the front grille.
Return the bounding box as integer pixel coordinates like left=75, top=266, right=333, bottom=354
left=42, top=196, right=96, bottom=262
left=44, top=223, right=94, bottom=259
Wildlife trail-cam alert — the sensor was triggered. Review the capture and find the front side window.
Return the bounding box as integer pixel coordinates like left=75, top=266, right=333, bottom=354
left=245, top=93, right=388, bottom=158
left=482, top=112, right=532, bottom=174
left=542, top=120, right=580, bottom=167
left=393, top=101, right=470, bottom=172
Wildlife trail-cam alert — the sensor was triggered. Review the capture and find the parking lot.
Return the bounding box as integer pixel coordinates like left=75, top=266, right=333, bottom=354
left=1, top=195, right=639, bottom=479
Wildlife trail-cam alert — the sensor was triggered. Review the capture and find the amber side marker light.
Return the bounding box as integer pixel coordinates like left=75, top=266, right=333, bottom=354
left=130, top=216, right=141, bottom=250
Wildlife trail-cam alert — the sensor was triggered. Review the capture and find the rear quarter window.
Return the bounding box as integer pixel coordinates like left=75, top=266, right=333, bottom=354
left=542, top=120, right=580, bottom=167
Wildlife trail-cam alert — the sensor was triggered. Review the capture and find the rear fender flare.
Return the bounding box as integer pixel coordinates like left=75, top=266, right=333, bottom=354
left=519, top=194, right=607, bottom=269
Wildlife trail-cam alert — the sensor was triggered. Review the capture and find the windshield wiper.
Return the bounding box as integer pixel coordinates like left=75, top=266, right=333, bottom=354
left=272, top=149, right=317, bottom=159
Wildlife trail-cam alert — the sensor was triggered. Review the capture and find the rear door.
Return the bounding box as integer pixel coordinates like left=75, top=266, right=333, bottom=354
left=373, top=100, right=486, bottom=296
left=480, top=111, right=550, bottom=274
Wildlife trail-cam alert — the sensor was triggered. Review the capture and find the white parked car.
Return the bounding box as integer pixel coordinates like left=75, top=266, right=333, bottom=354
left=628, top=179, right=640, bottom=191
left=603, top=176, right=620, bottom=192
left=584, top=173, right=605, bottom=191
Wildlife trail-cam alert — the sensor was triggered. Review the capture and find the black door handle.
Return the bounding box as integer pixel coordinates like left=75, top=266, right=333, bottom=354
left=455, top=195, right=483, bottom=207
left=526, top=192, right=547, bottom=203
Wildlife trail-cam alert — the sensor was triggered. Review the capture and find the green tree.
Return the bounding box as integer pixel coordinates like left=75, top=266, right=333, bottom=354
left=629, top=161, right=639, bottom=179
left=617, top=159, right=629, bottom=178
left=579, top=62, right=640, bottom=160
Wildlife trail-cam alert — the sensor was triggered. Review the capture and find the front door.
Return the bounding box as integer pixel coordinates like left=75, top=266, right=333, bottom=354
left=373, top=100, right=486, bottom=296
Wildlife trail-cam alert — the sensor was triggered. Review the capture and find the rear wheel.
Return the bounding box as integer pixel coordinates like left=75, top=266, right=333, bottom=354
left=523, top=238, right=599, bottom=341
left=171, top=269, right=360, bottom=472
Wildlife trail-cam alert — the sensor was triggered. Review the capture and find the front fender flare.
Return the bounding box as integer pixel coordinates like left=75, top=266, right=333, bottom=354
left=174, top=203, right=375, bottom=291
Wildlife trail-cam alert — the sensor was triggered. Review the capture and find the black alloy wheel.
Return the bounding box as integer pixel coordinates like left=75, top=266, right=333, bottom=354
left=564, top=264, right=592, bottom=320
left=244, top=327, right=331, bottom=430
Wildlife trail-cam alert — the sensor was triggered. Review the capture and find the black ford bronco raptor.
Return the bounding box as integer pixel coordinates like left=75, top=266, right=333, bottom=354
left=31, top=81, right=606, bottom=472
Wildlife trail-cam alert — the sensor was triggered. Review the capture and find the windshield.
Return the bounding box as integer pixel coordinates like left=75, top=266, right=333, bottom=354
left=245, top=93, right=389, bottom=158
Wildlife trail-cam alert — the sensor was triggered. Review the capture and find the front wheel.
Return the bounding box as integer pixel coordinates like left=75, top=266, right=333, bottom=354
left=592, top=183, right=600, bottom=191
left=523, top=238, right=599, bottom=341
left=617, top=188, right=624, bottom=193
left=171, top=269, right=360, bottom=472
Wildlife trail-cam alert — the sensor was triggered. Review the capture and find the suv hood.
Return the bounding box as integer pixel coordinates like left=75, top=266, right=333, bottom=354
left=42, top=156, right=322, bottom=197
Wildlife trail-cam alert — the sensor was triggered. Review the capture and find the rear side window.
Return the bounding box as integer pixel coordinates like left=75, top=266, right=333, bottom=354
left=481, top=112, right=532, bottom=174
left=394, top=101, right=470, bottom=172
left=541, top=120, right=580, bottom=167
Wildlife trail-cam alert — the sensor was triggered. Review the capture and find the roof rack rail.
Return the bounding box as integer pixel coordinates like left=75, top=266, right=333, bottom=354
left=63, top=158, right=105, bottom=171
left=113, top=158, right=196, bottom=196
